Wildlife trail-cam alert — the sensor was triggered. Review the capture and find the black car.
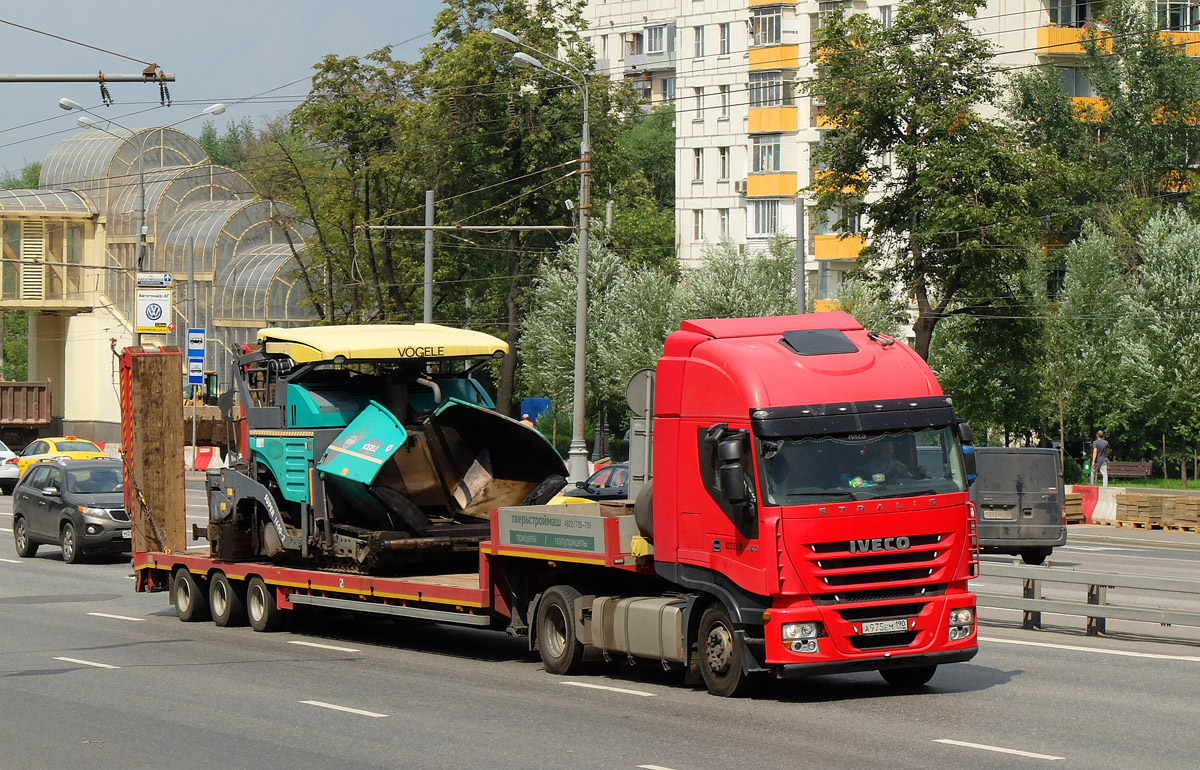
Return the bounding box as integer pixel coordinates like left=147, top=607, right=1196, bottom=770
left=12, top=458, right=130, bottom=563
left=563, top=463, right=630, bottom=502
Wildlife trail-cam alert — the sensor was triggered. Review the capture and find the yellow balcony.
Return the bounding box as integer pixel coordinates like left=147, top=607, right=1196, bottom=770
left=749, top=0, right=795, bottom=5
left=749, top=106, right=798, bottom=133
left=814, top=299, right=841, bottom=313
left=814, top=234, right=865, bottom=261
left=747, top=173, right=798, bottom=197
left=1037, top=26, right=1090, bottom=55
left=1168, top=31, right=1200, bottom=56
left=749, top=45, right=800, bottom=70
left=812, top=168, right=867, bottom=193
left=1071, top=96, right=1108, bottom=121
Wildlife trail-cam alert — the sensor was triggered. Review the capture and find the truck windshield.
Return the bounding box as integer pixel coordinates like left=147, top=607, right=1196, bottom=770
left=760, top=426, right=967, bottom=505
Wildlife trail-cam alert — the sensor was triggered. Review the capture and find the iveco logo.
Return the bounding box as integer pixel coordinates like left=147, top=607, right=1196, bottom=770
left=849, top=536, right=911, bottom=554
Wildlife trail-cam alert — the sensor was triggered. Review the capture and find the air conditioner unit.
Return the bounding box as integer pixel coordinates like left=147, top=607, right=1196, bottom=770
left=733, top=179, right=748, bottom=194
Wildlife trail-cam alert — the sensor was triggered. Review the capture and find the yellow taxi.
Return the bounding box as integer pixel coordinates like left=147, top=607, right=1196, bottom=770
left=17, top=436, right=108, bottom=477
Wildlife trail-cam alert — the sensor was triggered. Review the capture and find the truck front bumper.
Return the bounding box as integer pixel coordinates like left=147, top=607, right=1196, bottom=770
left=771, top=646, right=977, bottom=679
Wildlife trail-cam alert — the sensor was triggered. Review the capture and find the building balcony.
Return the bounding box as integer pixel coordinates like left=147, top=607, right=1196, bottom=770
left=624, top=49, right=677, bottom=73
left=814, top=299, right=841, bottom=312
left=1038, top=26, right=1200, bottom=57
left=747, top=173, right=798, bottom=197
left=814, top=233, right=865, bottom=260
left=749, top=106, right=798, bottom=133
left=749, top=44, right=800, bottom=71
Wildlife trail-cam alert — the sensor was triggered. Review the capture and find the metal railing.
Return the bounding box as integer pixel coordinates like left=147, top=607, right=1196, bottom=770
left=975, top=562, right=1200, bottom=636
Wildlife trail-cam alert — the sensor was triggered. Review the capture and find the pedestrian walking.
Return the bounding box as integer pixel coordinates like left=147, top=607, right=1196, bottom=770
left=1090, top=430, right=1109, bottom=487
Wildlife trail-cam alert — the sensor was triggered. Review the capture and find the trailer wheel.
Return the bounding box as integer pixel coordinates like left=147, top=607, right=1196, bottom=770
left=246, top=576, right=283, bottom=632
left=173, top=568, right=211, bottom=622
left=697, top=604, right=757, bottom=697
left=209, top=572, right=247, bottom=627
left=880, top=665, right=937, bottom=688
left=536, top=586, right=585, bottom=675
left=13, top=516, right=37, bottom=557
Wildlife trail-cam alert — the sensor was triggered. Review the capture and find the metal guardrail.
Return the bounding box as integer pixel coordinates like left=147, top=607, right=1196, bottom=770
left=975, top=562, right=1200, bottom=636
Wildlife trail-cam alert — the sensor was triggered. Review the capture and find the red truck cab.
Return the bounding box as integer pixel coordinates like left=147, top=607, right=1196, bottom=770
left=642, top=312, right=978, bottom=693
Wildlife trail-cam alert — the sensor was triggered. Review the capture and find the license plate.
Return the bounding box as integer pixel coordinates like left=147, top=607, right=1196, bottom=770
left=862, top=619, right=909, bottom=635
left=121, top=529, right=132, bottom=539
left=982, top=509, right=1012, bottom=519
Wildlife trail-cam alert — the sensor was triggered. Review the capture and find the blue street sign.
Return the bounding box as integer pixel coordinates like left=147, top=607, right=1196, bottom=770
left=187, top=328, right=206, bottom=386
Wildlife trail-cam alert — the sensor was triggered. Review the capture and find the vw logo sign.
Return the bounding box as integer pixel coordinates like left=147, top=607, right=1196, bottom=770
left=145, top=303, right=163, bottom=321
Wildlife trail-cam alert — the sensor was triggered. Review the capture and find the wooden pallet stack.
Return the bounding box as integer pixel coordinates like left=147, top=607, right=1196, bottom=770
left=1172, top=498, right=1200, bottom=531
left=1064, top=493, right=1085, bottom=524
left=1114, top=493, right=1164, bottom=528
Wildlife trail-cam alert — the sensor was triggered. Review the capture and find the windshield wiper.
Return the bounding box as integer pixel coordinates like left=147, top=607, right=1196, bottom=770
left=783, top=492, right=857, bottom=501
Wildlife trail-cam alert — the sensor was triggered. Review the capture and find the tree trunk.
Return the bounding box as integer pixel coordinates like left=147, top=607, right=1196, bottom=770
left=495, top=229, right=521, bottom=417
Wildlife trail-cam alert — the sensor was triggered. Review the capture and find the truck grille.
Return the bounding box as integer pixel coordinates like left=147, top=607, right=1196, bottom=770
left=804, top=532, right=954, bottom=598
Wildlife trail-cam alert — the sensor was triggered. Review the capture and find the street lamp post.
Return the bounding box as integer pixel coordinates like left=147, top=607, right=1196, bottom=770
left=491, top=28, right=592, bottom=483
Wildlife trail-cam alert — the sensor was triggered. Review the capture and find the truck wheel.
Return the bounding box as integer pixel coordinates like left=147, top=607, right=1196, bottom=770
left=60, top=522, right=82, bottom=564
left=697, top=604, right=757, bottom=697
left=880, top=665, right=937, bottom=688
left=536, top=586, right=585, bottom=675
left=13, top=516, right=38, bottom=557
left=173, top=568, right=211, bottom=622
left=1021, top=548, right=1051, bottom=565
left=209, top=572, right=247, bottom=627
left=246, top=576, right=283, bottom=632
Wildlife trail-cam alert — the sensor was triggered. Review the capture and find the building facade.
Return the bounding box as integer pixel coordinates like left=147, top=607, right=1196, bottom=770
left=580, top=0, right=1200, bottom=309
left=0, top=128, right=312, bottom=443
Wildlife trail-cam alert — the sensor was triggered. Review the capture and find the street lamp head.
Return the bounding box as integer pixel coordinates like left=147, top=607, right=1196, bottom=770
left=202, top=103, right=226, bottom=116
left=489, top=27, right=520, bottom=46
left=59, top=97, right=84, bottom=112
left=77, top=115, right=98, bottom=129
left=513, top=52, right=543, bottom=72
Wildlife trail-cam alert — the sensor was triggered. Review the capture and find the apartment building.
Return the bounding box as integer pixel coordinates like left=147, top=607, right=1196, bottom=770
left=580, top=1, right=1200, bottom=308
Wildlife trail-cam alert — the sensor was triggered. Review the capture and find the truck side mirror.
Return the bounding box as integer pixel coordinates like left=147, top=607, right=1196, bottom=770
left=957, top=422, right=975, bottom=445
left=719, top=465, right=746, bottom=503
left=962, top=445, right=976, bottom=482
left=717, top=436, right=743, bottom=462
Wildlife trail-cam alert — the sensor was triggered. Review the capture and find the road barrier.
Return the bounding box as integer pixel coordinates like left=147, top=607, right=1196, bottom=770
left=975, top=562, right=1200, bottom=636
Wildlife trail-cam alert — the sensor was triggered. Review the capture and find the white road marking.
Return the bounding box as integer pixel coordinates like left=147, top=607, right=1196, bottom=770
left=288, top=640, right=360, bottom=653
left=88, top=612, right=144, bottom=622
left=0, top=527, right=11, bottom=532
left=54, top=656, right=119, bottom=669
left=639, top=765, right=680, bottom=770
left=935, top=739, right=1063, bottom=760
left=1057, top=545, right=1130, bottom=552
left=980, top=636, right=1200, bottom=662
left=0, top=557, right=20, bottom=564
left=299, top=700, right=387, bottom=718
left=561, top=681, right=656, bottom=697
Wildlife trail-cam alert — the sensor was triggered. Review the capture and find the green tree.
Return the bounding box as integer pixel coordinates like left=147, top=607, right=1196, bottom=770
left=196, top=119, right=257, bottom=169
left=807, top=0, right=1043, bottom=359
left=675, top=235, right=798, bottom=319
left=834, top=277, right=905, bottom=338
left=0, top=162, right=41, bottom=189
left=2, top=311, right=28, bottom=381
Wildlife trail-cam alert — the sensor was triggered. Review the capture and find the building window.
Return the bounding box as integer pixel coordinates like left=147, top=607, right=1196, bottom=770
left=719, top=22, right=731, bottom=55
left=693, top=148, right=704, bottom=181
left=752, top=200, right=780, bottom=235
left=601, top=35, right=609, bottom=59
left=719, top=208, right=730, bottom=236
left=719, top=147, right=730, bottom=180
left=662, top=78, right=676, bottom=102
left=818, top=1, right=851, bottom=28
left=647, top=25, right=666, bottom=54
left=694, top=25, right=705, bottom=57
left=749, top=71, right=792, bottom=107
left=1047, top=0, right=1089, bottom=28
left=626, top=32, right=644, bottom=56
left=1158, top=1, right=1200, bottom=31
left=719, top=85, right=730, bottom=118
left=693, top=209, right=704, bottom=241
left=1057, top=66, right=1091, bottom=97
left=752, top=135, right=782, bottom=173
left=880, top=5, right=893, bottom=29
left=751, top=6, right=783, bottom=46
left=693, top=87, right=704, bottom=120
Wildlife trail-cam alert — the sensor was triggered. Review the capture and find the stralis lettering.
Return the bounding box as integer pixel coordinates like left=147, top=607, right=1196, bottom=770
left=397, top=345, right=445, bottom=358
left=848, top=536, right=911, bottom=554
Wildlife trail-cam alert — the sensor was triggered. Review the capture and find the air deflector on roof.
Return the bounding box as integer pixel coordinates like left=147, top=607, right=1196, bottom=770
left=780, top=328, right=859, bottom=356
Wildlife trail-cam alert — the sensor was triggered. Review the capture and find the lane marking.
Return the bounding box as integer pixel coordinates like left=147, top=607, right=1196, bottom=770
left=561, top=681, right=656, bottom=697
left=300, top=700, right=387, bottom=718
left=54, top=656, right=119, bottom=669
left=288, top=640, right=360, bottom=653
left=88, top=612, right=144, bottom=622
left=0, top=557, right=20, bottom=564
left=935, top=739, right=1063, bottom=760
left=639, top=766, right=680, bottom=770
left=0, top=527, right=11, bottom=532
left=980, top=636, right=1200, bottom=662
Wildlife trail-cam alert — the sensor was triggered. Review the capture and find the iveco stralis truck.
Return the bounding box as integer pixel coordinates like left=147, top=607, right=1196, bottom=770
left=125, top=312, right=978, bottom=697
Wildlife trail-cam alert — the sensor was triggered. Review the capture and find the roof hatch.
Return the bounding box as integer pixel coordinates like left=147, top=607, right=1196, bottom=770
left=780, top=328, right=859, bottom=356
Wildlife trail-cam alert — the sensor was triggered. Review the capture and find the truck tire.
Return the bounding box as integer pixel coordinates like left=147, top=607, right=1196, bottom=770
left=209, top=571, right=247, bottom=627
left=697, top=604, right=757, bottom=697
left=60, top=522, right=82, bottom=564
left=246, top=576, right=283, bottom=632
left=1021, top=548, right=1051, bottom=566
left=880, top=665, right=937, bottom=688
left=536, top=586, right=585, bottom=675
left=173, top=568, right=211, bottom=622
left=13, top=516, right=37, bottom=557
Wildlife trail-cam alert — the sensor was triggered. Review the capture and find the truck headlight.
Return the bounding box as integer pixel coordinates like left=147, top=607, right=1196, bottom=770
left=948, top=607, right=975, bottom=641
left=781, top=621, right=820, bottom=640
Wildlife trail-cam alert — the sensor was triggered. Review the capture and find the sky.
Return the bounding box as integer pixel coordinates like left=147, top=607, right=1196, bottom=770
left=0, top=1, right=445, bottom=177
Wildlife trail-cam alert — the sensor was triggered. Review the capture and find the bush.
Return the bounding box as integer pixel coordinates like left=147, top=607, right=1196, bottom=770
left=1063, top=455, right=1085, bottom=485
